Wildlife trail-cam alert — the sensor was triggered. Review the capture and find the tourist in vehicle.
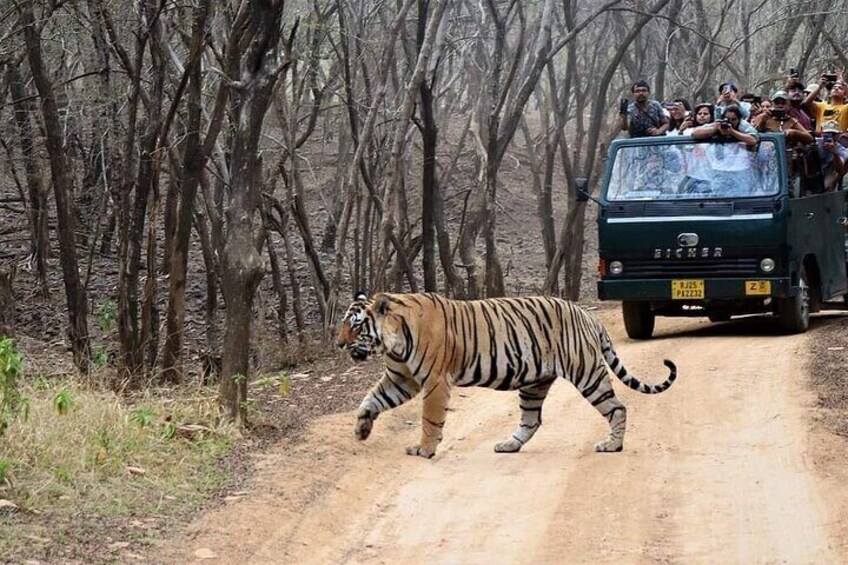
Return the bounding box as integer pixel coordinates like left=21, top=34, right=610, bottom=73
left=715, top=82, right=752, bottom=120
left=680, top=102, right=714, bottom=134
left=741, top=93, right=763, bottom=117
left=619, top=80, right=669, bottom=138
left=752, top=91, right=814, bottom=145
left=692, top=104, right=758, bottom=142
left=785, top=79, right=813, bottom=130
left=804, top=73, right=848, bottom=132
left=819, top=120, right=847, bottom=189
left=665, top=98, right=692, bottom=135
left=689, top=105, right=758, bottom=196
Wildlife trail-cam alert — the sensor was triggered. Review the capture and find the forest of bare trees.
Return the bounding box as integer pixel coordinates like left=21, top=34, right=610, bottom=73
left=1, top=0, right=847, bottom=421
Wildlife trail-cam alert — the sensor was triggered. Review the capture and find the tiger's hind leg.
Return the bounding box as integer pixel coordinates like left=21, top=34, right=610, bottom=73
left=494, top=379, right=555, bottom=453
left=578, top=365, right=627, bottom=453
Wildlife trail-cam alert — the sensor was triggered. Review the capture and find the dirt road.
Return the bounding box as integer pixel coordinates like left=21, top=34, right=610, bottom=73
left=161, top=312, right=848, bottom=564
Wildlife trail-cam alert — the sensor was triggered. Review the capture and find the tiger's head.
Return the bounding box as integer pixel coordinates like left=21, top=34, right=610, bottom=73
left=336, top=292, right=407, bottom=362
left=336, top=293, right=381, bottom=361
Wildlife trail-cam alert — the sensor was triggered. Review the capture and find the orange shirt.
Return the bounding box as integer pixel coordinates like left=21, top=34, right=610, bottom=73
left=810, top=100, right=848, bottom=131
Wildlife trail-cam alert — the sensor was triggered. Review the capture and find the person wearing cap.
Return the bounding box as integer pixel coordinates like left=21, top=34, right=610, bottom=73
left=715, top=82, right=752, bottom=120
left=619, top=80, right=669, bottom=138
left=819, top=120, right=847, bottom=189
left=803, top=72, right=848, bottom=132
left=752, top=91, right=813, bottom=145
left=784, top=79, right=812, bottom=130
left=665, top=98, right=691, bottom=135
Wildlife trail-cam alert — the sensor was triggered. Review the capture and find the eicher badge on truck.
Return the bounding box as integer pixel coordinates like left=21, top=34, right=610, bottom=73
left=654, top=247, right=723, bottom=259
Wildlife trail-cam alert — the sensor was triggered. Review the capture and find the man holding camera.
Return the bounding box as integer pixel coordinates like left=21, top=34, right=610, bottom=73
left=619, top=80, right=669, bottom=138
left=752, top=91, right=814, bottom=145
left=804, top=72, right=848, bottom=132
left=692, top=104, right=757, bottom=142
left=690, top=105, right=758, bottom=196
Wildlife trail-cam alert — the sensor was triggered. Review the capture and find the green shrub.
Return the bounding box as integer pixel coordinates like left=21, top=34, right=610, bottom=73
left=0, top=337, right=26, bottom=436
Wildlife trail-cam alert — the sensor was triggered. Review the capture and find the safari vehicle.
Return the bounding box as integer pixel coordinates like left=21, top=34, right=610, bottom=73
left=586, top=132, right=848, bottom=339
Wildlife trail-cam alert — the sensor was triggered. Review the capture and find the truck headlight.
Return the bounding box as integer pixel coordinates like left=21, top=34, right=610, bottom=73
left=609, top=261, right=624, bottom=275
left=759, top=258, right=775, bottom=273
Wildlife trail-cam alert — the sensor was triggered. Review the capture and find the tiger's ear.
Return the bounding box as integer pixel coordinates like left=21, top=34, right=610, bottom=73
left=373, top=295, right=390, bottom=316
left=354, top=290, right=368, bottom=302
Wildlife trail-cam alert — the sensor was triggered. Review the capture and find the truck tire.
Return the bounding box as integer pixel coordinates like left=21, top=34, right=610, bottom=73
left=708, top=312, right=731, bottom=323
left=777, top=267, right=810, bottom=334
left=622, top=301, right=655, bottom=339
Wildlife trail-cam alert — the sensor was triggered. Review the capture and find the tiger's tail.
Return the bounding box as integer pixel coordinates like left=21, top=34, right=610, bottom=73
left=599, top=327, right=677, bottom=394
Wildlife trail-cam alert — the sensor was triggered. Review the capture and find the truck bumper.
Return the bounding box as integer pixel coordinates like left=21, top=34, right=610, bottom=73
left=597, top=277, right=795, bottom=301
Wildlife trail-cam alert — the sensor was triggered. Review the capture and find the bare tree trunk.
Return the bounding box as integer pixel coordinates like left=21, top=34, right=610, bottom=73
left=417, top=0, right=439, bottom=292
left=161, top=2, right=211, bottom=384
left=6, top=64, right=49, bottom=293
left=124, top=0, right=167, bottom=387
left=19, top=2, right=90, bottom=373
left=218, top=0, right=292, bottom=425
left=194, top=207, right=219, bottom=362
left=114, top=4, right=149, bottom=384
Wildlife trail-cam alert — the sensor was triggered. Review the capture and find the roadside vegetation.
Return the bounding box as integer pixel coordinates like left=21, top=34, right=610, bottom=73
left=0, top=346, right=235, bottom=561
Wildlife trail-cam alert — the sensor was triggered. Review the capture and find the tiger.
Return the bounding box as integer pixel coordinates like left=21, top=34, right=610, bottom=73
left=336, top=292, right=677, bottom=459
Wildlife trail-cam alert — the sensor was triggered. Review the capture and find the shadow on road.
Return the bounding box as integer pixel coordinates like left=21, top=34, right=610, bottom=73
left=648, top=312, right=848, bottom=341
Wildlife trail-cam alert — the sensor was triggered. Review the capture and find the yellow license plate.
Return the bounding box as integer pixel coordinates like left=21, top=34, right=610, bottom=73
left=671, top=279, right=704, bottom=299
left=745, top=280, right=772, bottom=295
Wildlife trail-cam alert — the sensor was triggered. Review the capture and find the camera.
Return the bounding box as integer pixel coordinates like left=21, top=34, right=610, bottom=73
left=789, top=67, right=798, bottom=78
left=718, top=119, right=731, bottom=130
left=771, top=108, right=787, bottom=120
left=825, top=73, right=837, bottom=88
left=619, top=98, right=629, bottom=114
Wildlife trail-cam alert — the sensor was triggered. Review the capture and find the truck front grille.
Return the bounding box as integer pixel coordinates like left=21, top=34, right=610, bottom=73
left=620, top=258, right=759, bottom=279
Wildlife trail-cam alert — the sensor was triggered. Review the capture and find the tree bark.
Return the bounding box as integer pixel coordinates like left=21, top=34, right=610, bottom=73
left=218, top=0, right=291, bottom=425
left=6, top=64, right=49, bottom=294
left=19, top=2, right=90, bottom=373
left=161, top=1, right=212, bottom=384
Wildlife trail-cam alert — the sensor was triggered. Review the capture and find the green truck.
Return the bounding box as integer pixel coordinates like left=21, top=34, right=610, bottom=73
left=588, top=133, right=848, bottom=339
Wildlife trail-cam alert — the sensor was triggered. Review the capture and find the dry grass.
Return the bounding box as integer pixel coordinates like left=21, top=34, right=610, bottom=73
left=0, top=376, right=239, bottom=563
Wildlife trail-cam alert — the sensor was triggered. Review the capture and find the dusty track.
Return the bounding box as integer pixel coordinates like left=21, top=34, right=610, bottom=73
left=159, top=312, right=848, bottom=564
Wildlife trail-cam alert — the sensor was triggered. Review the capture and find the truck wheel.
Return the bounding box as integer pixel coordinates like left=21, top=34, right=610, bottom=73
left=708, top=312, right=731, bottom=323
left=622, top=301, right=655, bottom=339
left=777, top=268, right=810, bottom=333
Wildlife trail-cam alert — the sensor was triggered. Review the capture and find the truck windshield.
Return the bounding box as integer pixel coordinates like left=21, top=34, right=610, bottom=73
left=606, top=140, right=780, bottom=201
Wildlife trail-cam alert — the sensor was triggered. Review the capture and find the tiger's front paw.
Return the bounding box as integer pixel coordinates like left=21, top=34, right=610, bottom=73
left=405, top=444, right=436, bottom=459
left=354, top=408, right=376, bottom=441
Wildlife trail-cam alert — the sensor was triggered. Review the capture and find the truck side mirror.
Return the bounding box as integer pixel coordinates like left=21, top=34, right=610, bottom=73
left=575, top=177, right=590, bottom=202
